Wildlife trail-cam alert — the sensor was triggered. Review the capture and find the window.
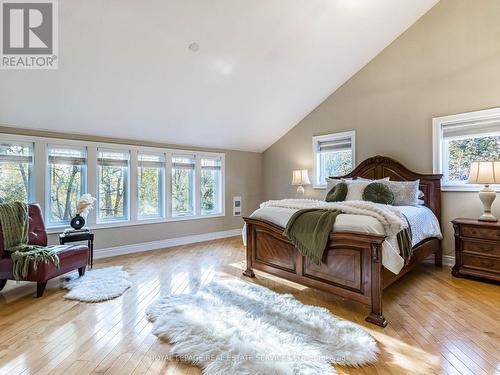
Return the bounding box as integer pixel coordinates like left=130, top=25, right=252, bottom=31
left=201, top=157, right=222, bottom=215
left=312, top=131, right=355, bottom=187
left=97, top=149, right=129, bottom=221
left=0, top=133, right=225, bottom=228
left=0, top=143, right=33, bottom=203
left=138, top=153, right=165, bottom=219
left=47, top=146, right=87, bottom=225
left=171, top=155, right=195, bottom=217
left=433, top=108, right=500, bottom=190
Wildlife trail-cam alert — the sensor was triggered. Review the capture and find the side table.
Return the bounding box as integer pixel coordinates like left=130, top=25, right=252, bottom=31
left=59, top=231, right=95, bottom=268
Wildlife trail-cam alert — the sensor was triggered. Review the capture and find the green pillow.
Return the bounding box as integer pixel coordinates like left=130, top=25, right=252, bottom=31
left=363, top=182, right=394, bottom=205
left=325, top=182, right=348, bottom=202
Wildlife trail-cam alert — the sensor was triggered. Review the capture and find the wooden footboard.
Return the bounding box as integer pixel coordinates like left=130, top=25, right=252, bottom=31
left=243, top=217, right=389, bottom=326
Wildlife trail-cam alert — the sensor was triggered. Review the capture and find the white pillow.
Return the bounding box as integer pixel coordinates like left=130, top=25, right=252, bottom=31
left=385, top=180, right=420, bottom=206
left=325, top=177, right=353, bottom=192
left=344, top=181, right=370, bottom=201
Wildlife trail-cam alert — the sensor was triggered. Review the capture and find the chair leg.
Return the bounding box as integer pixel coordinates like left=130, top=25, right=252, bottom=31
left=36, top=282, right=47, bottom=298
left=78, top=266, right=86, bottom=277
left=0, top=279, right=7, bottom=291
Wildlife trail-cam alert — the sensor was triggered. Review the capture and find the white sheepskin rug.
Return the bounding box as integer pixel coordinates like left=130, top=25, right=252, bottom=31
left=63, top=266, right=131, bottom=302
left=146, top=278, right=378, bottom=374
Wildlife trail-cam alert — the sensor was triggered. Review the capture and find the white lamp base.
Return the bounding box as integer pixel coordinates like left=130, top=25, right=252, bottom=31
left=296, top=185, right=305, bottom=196
left=478, top=185, right=497, bottom=222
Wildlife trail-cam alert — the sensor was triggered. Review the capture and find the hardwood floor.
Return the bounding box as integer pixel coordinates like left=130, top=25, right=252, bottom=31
left=0, top=236, right=499, bottom=375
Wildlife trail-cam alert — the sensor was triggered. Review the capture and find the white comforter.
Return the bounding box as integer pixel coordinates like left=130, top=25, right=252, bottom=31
left=243, top=200, right=442, bottom=275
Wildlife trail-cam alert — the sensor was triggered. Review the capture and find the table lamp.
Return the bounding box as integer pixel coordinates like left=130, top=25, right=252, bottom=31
left=291, top=169, right=310, bottom=196
left=467, top=161, right=500, bottom=222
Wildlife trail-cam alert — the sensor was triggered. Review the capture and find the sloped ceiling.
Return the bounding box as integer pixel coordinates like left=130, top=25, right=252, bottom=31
left=0, top=0, right=439, bottom=152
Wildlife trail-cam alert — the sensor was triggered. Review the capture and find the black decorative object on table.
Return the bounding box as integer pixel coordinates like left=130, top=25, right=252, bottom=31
left=70, top=214, right=85, bottom=230
left=59, top=230, right=95, bottom=268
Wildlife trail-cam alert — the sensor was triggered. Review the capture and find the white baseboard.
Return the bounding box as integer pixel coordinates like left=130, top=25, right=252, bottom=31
left=94, top=228, right=242, bottom=260
left=442, top=255, right=455, bottom=267
left=424, top=253, right=455, bottom=266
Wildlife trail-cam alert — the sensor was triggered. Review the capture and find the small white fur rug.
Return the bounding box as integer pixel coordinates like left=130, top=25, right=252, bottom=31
left=146, top=278, right=378, bottom=374
left=63, top=266, right=131, bottom=302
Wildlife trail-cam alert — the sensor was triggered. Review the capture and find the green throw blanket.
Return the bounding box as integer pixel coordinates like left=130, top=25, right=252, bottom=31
left=397, top=214, right=413, bottom=265
left=0, top=202, right=60, bottom=280
left=284, top=208, right=413, bottom=266
left=283, top=209, right=341, bottom=265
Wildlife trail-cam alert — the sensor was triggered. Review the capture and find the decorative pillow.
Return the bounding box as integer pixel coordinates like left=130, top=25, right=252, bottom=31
left=343, top=178, right=391, bottom=201
left=386, top=180, right=420, bottom=206
left=418, top=190, right=424, bottom=198
left=363, top=182, right=395, bottom=205
left=344, top=181, right=370, bottom=201
left=417, top=199, right=425, bottom=205
left=325, top=177, right=353, bottom=192
left=325, top=182, right=348, bottom=202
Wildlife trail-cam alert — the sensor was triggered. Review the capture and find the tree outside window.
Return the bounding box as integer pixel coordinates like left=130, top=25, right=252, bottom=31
left=201, top=157, right=222, bottom=215
left=171, top=156, right=195, bottom=217
left=138, top=153, right=164, bottom=218
left=47, top=147, right=87, bottom=224
left=0, top=143, right=33, bottom=203
left=97, top=150, right=129, bottom=221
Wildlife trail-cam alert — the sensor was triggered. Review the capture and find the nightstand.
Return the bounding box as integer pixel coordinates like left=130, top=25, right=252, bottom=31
left=59, top=231, right=95, bottom=268
left=451, top=219, right=500, bottom=282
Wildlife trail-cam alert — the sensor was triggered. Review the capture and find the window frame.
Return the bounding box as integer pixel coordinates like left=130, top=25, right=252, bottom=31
left=170, top=153, right=197, bottom=218
left=137, top=151, right=166, bottom=220
left=200, top=155, right=224, bottom=216
left=0, top=133, right=226, bottom=232
left=312, top=130, right=356, bottom=189
left=0, top=140, right=35, bottom=204
left=96, top=148, right=130, bottom=223
left=45, top=144, right=88, bottom=226
left=432, top=107, right=500, bottom=191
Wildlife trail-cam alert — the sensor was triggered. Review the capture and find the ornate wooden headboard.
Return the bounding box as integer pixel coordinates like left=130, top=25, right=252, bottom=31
left=333, top=155, right=443, bottom=224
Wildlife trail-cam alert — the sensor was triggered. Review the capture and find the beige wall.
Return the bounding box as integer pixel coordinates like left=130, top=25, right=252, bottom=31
left=263, top=0, right=500, bottom=256
left=0, top=126, right=263, bottom=251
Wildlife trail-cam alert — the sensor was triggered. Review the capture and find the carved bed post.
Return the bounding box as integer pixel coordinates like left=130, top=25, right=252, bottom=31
left=365, top=242, right=388, bottom=327
left=243, top=223, right=255, bottom=278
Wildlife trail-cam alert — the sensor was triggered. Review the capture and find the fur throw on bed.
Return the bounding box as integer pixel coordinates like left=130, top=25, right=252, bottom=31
left=260, top=199, right=408, bottom=239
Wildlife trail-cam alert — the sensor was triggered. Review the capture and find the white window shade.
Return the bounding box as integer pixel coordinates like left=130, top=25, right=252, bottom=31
left=201, top=157, right=222, bottom=170
left=48, top=146, right=87, bottom=165
left=172, top=155, right=195, bottom=169
left=97, top=150, right=129, bottom=167
left=442, top=119, right=500, bottom=140
left=317, top=137, right=352, bottom=153
left=0, top=143, right=33, bottom=163
left=138, top=153, right=165, bottom=168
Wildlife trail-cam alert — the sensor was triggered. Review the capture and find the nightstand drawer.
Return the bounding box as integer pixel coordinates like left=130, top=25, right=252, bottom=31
left=462, top=226, right=500, bottom=241
left=463, top=254, right=500, bottom=272
left=462, top=240, right=500, bottom=257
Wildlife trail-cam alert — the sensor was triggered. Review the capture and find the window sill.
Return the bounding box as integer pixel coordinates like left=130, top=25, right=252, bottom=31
left=441, top=184, right=500, bottom=192
left=46, top=212, right=226, bottom=234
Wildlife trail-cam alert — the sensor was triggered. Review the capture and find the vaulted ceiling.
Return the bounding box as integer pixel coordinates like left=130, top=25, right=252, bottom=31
left=0, top=0, right=439, bottom=152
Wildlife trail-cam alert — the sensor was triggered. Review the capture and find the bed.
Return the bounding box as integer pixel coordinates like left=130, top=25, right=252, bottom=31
left=243, top=155, right=443, bottom=327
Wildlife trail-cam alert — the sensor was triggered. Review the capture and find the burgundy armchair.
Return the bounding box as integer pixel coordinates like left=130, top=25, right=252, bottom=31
left=0, top=204, right=89, bottom=297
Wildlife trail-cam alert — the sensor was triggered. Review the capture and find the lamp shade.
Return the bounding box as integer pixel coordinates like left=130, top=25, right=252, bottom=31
left=467, top=161, right=500, bottom=184
left=291, top=169, right=311, bottom=186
